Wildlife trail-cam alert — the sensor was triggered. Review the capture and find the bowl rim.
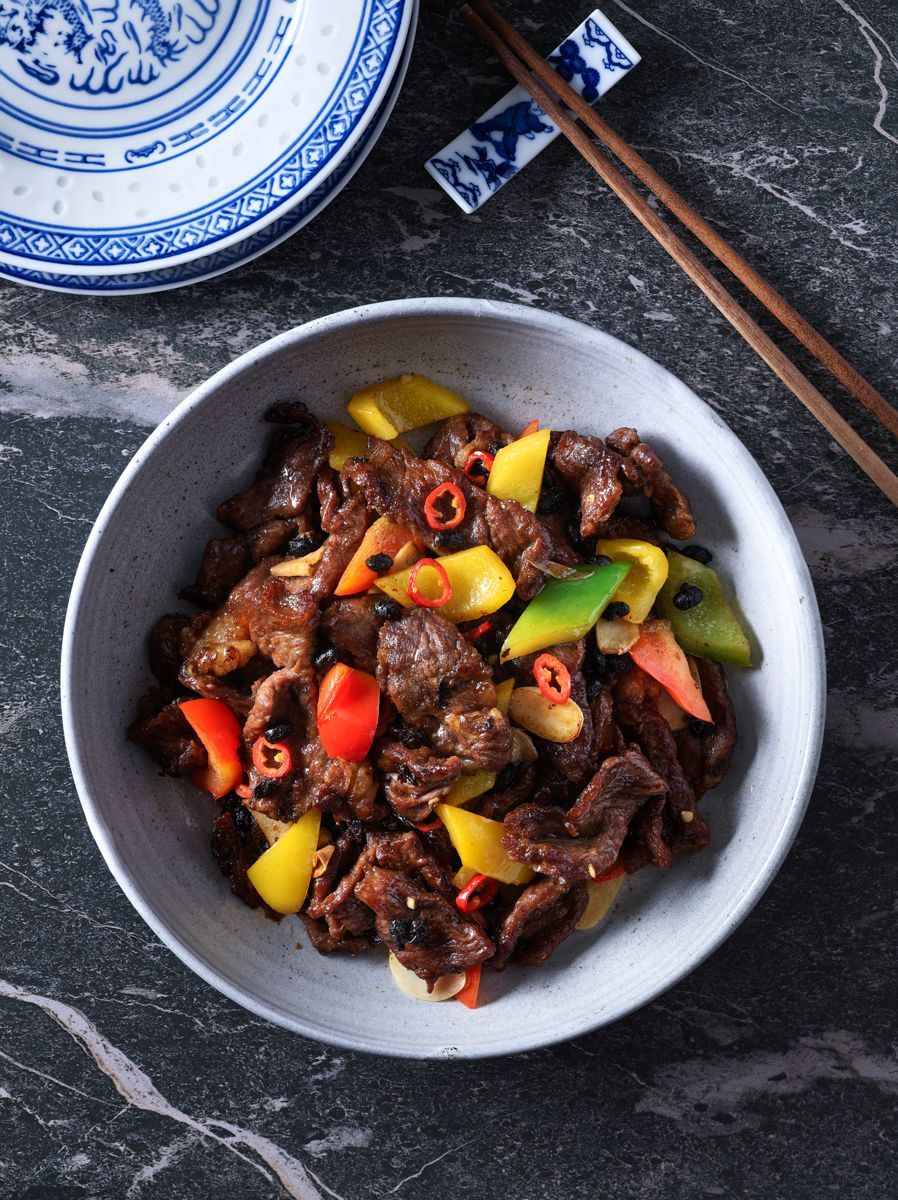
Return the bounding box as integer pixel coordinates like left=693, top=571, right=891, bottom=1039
left=60, top=297, right=826, bottom=1058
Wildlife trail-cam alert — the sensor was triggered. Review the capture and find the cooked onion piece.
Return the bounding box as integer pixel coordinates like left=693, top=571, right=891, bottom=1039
left=388, top=953, right=466, bottom=1002
left=508, top=687, right=584, bottom=744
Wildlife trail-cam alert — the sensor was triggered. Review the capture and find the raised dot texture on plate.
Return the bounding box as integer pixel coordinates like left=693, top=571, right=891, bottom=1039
left=0, top=0, right=413, bottom=277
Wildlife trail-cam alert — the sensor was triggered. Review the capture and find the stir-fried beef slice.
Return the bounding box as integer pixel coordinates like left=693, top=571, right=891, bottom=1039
left=216, top=404, right=332, bottom=532
left=692, top=658, right=737, bottom=792
left=210, top=810, right=272, bottom=913
left=180, top=518, right=301, bottom=609
left=600, top=513, right=663, bottom=545
left=424, top=412, right=512, bottom=470
left=553, top=431, right=634, bottom=538
left=616, top=679, right=709, bottom=855
left=503, top=749, right=659, bottom=882
left=589, top=685, right=615, bottom=759
left=148, top=614, right=193, bottom=688
left=355, top=867, right=494, bottom=984
left=178, top=561, right=317, bottom=710
left=605, top=427, right=696, bottom=540
left=491, top=878, right=588, bottom=970
left=473, top=762, right=536, bottom=819
left=377, top=742, right=462, bottom=823
left=316, top=465, right=346, bottom=533
left=309, top=830, right=453, bottom=921
left=321, top=596, right=382, bottom=674
left=564, top=748, right=668, bottom=836
left=377, top=608, right=512, bottom=771
left=345, top=438, right=575, bottom=599
left=308, top=828, right=365, bottom=911
left=309, top=492, right=368, bottom=602
left=300, top=914, right=373, bottom=955
left=128, top=700, right=206, bottom=777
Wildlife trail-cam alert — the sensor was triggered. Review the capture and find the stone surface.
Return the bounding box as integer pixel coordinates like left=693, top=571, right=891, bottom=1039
left=1, top=1, right=896, bottom=1197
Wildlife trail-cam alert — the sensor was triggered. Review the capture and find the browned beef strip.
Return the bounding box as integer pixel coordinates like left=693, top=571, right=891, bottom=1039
left=217, top=404, right=332, bottom=532
left=502, top=748, right=666, bottom=880
left=553, top=431, right=633, bottom=538
left=309, top=491, right=369, bottom=602
left=128, top=700, right=206, bottom=777
left=300, top=913, right=373, bottom=955
left=345, top=438, right=575, bottom=599
left=491, top=878, right=588, bottom=970
left=615, top=674, right=709, bottom=855
left=605, top=427, right=696, bottom=540
left=694, top=658, right=737, bottom=792
left=307, top=830, right=454, bottom=923
left=377, top=608, right=512, bottom=772
left=211, top=810, right=270, bottom=913
left=424, top=412, right=512, bottom=470
left=321, top=595, right=382, bottom=674
left=473, top=762, right=536, bottom=819
left=564, top=747, right=668, bottom=836
left=180, top=518, right=300, bottom=608
left=148, top=614, right=193, bottom=688
left=377, top=742, right=462, bottom=823
left=355, top=867, right=494, bottom=984
left=317, top=465, right=346, bottom=533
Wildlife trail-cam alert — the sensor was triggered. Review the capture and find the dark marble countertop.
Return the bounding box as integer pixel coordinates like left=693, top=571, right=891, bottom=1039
left=1, top=1, right=896, bottom=1196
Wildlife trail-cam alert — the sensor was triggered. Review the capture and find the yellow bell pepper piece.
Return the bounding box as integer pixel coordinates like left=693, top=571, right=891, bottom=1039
left=494, top=677, right=515, bottom=715
left=436, top=804, right=534, bottom=885
left=246, top=809, right=321, bottom=914
left=374, top=545, right=515, bottom=623
left=443, top=769, right=496, bottom=808
left=595, top=538, right=669, bottom=624
left=451, top=865, right=478, bottom=890
left=486, top=427, right=551, bottom=512
left=348, top=374, right=469, bottom=439
left=575, top=873, right=626, bottom=930
left=325, top=421, right=368, bottom=470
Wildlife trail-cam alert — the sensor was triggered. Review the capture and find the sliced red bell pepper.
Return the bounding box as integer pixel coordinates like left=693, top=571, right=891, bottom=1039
left=335, top=516, right=416, bottom=596
left=316, top=663, right=380, bottom=762
left=179, top=698, right=243, bottom=799
left=629, top=620, right=713, bottom=723
left=519, top=418, right=539, bottom=438
left=455, top=964, right=482, bottom=1009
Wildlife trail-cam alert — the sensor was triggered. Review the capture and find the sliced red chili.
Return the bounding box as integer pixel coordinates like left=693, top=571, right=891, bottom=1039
left=424, top=482, right=466, bottom=531
left=455, top=873, right=499, bottom=914
left=252, top=736, right=293, bottom=779
left=519, top=418, right=539, bottom=438
left=464, top=619, right=493, bottom=643
left=235, top=783, right=253, bottom=800
left=463, top=450, right=495, bottom=485
left=416, top=815, right=443, bottom=833
left=533, top=653, right=572, bottom=704
left=594, top=863, right=626, bottom=884
left=407, top=557, right=452, bottom=609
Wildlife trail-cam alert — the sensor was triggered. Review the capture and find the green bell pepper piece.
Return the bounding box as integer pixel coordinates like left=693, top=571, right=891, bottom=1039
left=500, top=563, right=631, bottom=660
left=656, top=551, right=751, bottom=667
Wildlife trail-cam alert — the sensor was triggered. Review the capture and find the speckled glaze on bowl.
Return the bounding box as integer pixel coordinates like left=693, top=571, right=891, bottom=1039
left=61, top=299, right=825, bottom=1059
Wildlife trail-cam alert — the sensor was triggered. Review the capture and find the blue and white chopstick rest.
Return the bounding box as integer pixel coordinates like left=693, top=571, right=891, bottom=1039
left=425, top=9, right=640, bottom=213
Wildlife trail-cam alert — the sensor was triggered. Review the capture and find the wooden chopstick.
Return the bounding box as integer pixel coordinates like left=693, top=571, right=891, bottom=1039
left=461, top=0, right=898, bottom=508
left=468, top=0, right=898, bottom=445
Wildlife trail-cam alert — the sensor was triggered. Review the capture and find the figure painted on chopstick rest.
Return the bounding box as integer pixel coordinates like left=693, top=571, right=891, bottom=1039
left=471, top=100, right=553, bottom=163
left=0, top=0, right=222, bottom=97
left=582, top=16, right=634, bottom=73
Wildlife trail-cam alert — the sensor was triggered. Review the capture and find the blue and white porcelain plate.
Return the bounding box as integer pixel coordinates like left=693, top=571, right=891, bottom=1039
left=0, top=0, right=417, bottom=294
left=0, top=0, right=412, bottom=275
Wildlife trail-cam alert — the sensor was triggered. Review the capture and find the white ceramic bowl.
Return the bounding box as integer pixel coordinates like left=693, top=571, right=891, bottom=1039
left=61, top=299, right=825, bottom=1058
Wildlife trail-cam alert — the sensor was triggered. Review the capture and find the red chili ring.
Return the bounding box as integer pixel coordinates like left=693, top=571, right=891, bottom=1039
left=251, top=736, right=293, bottom=779
left=463, top=450, right=495, bottom=485
left=407, top=557, right=452, bottom=609
left=533, top=653, right=572, bottom=705
left=455, top=873, right=499, bottom=914
left=594, top=864, right=626, bottom=884
left=416, top=815, right=443, bottom=833
left=424, top=481, right=466, bottom=531
left=464, top=619, right=493, bottom=643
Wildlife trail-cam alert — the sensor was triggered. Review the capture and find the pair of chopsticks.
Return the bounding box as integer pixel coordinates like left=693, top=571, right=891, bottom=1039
left=461, top=0, right=898, bottom=508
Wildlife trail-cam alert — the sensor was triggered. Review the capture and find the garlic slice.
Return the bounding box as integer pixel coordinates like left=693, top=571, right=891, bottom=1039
left=270, top=545, right=325, bottom=577
left=388, top=953, right=466, bottom=1002
left=508, top=687, right=584, bottom=744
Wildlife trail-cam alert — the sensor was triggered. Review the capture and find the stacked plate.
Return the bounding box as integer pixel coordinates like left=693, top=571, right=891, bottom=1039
left=0, top=0, right=416, bottom=294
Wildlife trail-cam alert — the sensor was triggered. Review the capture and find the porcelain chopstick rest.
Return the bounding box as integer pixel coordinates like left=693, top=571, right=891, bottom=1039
left=426, top=8, right=640, bottom=214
